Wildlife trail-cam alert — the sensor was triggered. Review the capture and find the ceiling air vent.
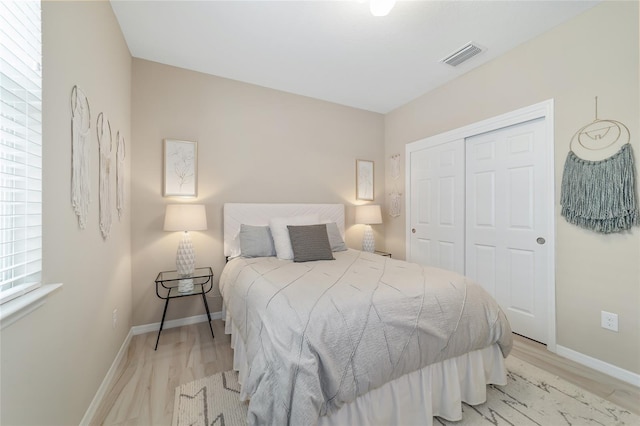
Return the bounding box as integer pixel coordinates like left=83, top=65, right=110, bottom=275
left=440, top=42, right=483, bottom=67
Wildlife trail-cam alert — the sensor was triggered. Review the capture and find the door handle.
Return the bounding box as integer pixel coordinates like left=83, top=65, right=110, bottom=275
left=412, top=228, right=416, bottom=234
left=536, top=237, right=546, bottom=245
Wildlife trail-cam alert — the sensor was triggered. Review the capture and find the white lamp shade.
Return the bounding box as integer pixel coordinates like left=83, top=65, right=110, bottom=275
left=164, top=204, right=208, bottom=231
left=355, top=204, right=382, bottom=225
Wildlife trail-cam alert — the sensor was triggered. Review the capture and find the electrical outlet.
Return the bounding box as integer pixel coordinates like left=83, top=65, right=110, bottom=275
left=601, top=311, right=618, bottom=332
left=112, top=308, right=118, bottom=329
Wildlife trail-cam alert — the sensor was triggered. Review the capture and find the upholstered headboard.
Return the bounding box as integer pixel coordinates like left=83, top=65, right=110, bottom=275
left=223, top=203, right=345, bottom=257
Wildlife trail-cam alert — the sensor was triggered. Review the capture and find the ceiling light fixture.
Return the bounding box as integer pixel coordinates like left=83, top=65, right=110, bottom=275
left=370, top=0, right=396, bottom=17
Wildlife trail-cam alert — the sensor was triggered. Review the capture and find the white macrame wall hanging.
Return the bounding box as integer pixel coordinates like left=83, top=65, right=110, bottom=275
left=97, top=112, right=113, bottom=239
left=389, top=153, right=401, bottom=180
left=116, top=131, right=125, bottom=220
left=388, top=154, right=402, bottom=217
left=70, top=86, right=91, bottom=229
left=389, top=186, right=402, bottom=218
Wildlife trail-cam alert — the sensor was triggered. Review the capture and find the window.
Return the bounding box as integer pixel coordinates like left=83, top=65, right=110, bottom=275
left=0, top=0, right=42, bottom=305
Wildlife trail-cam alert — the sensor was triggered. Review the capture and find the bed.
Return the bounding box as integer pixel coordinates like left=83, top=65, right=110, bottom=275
left=219, top=203, right=513, bottom=426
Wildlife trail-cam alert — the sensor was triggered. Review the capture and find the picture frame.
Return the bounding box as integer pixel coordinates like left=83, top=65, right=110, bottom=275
left=163, top=139, right=198, bottom=197
left=356, top=159, right=374, bottom=201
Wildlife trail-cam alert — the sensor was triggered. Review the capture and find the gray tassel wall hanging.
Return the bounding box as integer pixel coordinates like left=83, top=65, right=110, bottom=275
left=560, top=97, right=639, bottom=233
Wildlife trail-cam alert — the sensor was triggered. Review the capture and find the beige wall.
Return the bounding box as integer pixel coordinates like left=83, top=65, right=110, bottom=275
left=130, top=59, right=385, bottom=326
left=385, top=1, right=639, bottom=374
left=0, top=1, right=132, bottom=425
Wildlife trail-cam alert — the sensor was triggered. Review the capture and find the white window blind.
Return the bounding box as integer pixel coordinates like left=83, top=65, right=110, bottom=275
left=0, top=1, right=42, bottom=304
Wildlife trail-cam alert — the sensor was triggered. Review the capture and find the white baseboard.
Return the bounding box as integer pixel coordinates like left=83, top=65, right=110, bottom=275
left=556, top=345, right=640, bottom=387
left=80, top=328, right=133, bottom=426
left=81, top=311, right=223, bottom=425
left=131, top=310, right=223, bottom=335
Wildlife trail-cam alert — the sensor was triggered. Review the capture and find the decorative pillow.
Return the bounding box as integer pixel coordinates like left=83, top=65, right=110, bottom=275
left=287, top=224, right=334, bottom=262
left=239, top=224, right=276, bottom=258
left=325, top=222, right=347, bottom=252
left=269, top=214, right=320, bottom=260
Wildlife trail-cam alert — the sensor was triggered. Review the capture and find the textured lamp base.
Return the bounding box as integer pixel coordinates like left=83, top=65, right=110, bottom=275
left=362, top=225, right=375, bottom=252
left=178, top=278, right=194, bottom=293
left=176, top=231, right=196, bottom=292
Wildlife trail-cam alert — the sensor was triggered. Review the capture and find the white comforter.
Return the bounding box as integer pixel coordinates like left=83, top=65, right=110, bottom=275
left=219, top=249, right=512, bottom=426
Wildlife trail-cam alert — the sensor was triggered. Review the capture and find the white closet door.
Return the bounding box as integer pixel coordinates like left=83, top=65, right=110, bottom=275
left=408, top=139, right=465, bottom=275
left=465, top=118, right=549, bottom=343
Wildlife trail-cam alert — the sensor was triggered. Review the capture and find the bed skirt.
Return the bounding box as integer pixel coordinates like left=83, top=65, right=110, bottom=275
left=224, top=312, right=507, bottom=426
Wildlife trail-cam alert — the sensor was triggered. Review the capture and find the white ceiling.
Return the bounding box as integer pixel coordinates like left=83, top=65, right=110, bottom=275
left=110, top=0, right=600, bottom=114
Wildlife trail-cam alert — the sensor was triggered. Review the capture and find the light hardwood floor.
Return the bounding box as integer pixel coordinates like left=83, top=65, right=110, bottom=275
left=510, top=333, right=640, bottom=416
left=93, top=321, right=640, bottom=425
left=93, top=321, right=234, bottom=426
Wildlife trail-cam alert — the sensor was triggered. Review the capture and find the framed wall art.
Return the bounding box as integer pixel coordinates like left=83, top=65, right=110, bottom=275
left=163, top=139, right=198, bottom=197
left=356, top=159, right=374, bottom=201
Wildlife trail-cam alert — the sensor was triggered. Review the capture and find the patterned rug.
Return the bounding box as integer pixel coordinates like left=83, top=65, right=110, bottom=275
left=173, top=356, right=638, bottom=426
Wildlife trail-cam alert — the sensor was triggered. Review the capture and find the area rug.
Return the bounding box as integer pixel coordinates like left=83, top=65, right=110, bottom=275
left=173, top=356, right=638, bottom=426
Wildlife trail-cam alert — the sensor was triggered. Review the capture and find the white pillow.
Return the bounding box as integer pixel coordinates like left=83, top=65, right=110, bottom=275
left=227, top=231, right=242, bottom=259
left=325, top=222, right=347, bottom=252
left=269, top=214, right=320, bottom=260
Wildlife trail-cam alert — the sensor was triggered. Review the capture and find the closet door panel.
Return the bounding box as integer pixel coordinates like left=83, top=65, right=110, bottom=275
left=408, top=139, right=465, bottom=275
left=466, top=118, right=549, bottom=344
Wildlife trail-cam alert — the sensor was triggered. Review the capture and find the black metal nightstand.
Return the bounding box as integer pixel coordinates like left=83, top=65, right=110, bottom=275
left=374, top=250, right=392, bottom=258
left=154, top=266, right=214, bottom=350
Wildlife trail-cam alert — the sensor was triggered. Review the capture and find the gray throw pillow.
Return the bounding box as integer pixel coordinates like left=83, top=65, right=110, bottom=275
left=239, top=224, right=276, bottom=257
left=287, top=224, right=335, bottom=262
left=325, top=222, right=347, bottom=252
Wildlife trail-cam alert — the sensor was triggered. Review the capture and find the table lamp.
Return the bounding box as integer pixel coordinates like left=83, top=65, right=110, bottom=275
left=164, top=204, right=207, bottom=292
left=355, top=204, right=382, bottom=252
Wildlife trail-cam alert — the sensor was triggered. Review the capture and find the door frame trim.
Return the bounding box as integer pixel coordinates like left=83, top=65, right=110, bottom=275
left=405, top=99, right=556, bottom=352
